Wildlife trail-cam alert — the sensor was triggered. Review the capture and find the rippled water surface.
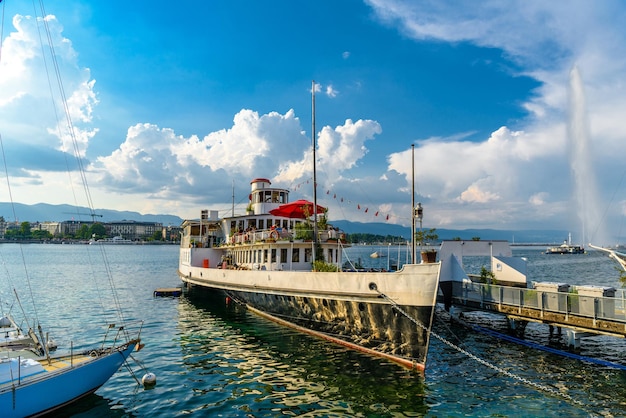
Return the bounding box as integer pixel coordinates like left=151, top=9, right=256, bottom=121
left=1, top=243, right=625, bottom=417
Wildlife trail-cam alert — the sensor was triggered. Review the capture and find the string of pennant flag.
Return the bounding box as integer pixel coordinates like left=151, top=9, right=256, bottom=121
left=290, top=178, right=411, bottom=223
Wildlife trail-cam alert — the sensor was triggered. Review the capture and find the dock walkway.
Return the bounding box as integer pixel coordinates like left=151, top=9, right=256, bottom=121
left=448, top=281, right=626, bottom=347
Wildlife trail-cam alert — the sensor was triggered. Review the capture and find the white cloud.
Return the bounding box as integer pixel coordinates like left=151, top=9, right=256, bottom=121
left=0, top=14, right=97, bottom=157
left=529, top=192, right=549, bottom=206
left=325, top=85, right=338, bottom=98
left=458, top=184, right=500, bottom=204
left=92, top=110, right=381, bottom=217
left=365, top=0, right=626, bottom=242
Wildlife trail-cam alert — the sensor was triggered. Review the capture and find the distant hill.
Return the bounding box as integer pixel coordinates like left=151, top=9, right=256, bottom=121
left=0, top=203, right=570, bottom=244
left=330, top=220, right=569, bottom=244
left=0, top=203, right=183, bottom=226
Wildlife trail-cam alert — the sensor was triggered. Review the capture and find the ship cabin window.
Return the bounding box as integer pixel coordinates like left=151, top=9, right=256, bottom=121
left=258, top=219, right=265, bottom=230
left=271, top=249, right=277, bottom=262
left=305, top=248, right=312, bottom=262
left=230, top=221, right=236, bottom=234
left=281, top=220, right=289, bottom=229
left=263, top=249, right=268, bottom=263
left=248, top=219, right=257, bottom=229
left=280, top=248, right=287, bottom=263
left=328, top=248, right=334, bottom=263
left=264, top=191, right=272, bottom=202
left=292, top=248, right=300, bottom=262
left=271, top=191, right=280, bottom=203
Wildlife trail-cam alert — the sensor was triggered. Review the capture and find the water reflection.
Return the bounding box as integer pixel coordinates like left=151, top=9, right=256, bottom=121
left=177, top=287, right=430, bottom=416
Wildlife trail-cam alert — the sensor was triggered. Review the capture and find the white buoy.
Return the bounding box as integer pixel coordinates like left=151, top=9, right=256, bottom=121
left=142, top=372, right=157, bottom=388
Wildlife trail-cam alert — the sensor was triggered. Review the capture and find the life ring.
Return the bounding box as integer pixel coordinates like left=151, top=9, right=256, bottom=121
left=270, top=230, right=279, bottom=239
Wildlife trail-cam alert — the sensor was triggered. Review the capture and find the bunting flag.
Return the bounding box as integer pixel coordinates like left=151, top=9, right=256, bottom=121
left=287, top=177, right=400, bottom=222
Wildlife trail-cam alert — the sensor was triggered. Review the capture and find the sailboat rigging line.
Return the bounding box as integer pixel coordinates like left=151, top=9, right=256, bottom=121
left=28, top=1, right=131, bottom=333
left=375, top=290, right=586, bottom=407
left=122, top=359, right=142, bottom=386
left=32, top=2, right=83, bottom=219
left=28, top=4, right=129, bottom=331
left=33, top=0, right=94, bottom=211
left=1, top=129, right=44, bottom=330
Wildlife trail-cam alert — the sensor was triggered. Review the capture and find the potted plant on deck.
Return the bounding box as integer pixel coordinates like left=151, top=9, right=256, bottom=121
left=295, top=221, right=313, bottom=241
left=416, top=228, right=439, bottom=263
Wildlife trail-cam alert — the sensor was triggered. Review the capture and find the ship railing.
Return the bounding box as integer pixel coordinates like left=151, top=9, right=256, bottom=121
left=451, top=281, right=626, bottom=324
left=229, top=228, right=294, bottom=244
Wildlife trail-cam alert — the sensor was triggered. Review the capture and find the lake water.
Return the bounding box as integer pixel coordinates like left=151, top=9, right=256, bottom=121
left=1, top=243, right=625, bottom=417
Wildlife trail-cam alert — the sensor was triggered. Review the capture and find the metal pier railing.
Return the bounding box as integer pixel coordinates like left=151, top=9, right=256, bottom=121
left=449, top=281, right=626, bottom=337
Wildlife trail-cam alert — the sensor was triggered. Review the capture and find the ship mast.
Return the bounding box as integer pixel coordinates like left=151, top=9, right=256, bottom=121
left=312, top=80, right=318, bottom=263
left=411, top=144, right=416, bottom=264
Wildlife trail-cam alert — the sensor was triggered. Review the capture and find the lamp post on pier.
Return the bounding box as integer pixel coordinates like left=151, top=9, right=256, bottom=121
left=415, top=203, right=423, bottom=260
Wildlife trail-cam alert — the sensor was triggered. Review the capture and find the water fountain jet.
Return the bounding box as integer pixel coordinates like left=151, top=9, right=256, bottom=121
left=568, top=66, right=608, bottom=246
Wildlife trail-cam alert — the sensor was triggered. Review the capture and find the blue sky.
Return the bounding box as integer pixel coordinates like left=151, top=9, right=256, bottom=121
left=2, top=0, right=626, bottom=245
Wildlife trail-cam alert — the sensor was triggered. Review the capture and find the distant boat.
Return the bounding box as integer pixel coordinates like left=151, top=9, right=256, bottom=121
left=90, top=235, right=136, bottom=245
left=546, top=233, right=585, bottom=254
left=545, top=243, right=585, bottom=254
left=369, top=251, right=387, bottom=258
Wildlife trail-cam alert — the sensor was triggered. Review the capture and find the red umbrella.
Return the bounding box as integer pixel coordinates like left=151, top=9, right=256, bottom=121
left=269, top=199, right=327, bottom=219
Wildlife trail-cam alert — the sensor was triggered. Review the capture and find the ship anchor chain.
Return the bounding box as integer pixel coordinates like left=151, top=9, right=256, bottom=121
left=370, top=284, right=585, bottom=407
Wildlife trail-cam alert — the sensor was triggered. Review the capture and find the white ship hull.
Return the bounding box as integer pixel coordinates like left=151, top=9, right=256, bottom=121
left=179, top=249, right=440, bottom=370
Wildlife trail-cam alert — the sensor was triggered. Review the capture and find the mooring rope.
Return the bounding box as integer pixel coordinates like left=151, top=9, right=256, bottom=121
left=375, top=290, right=586, bottom=407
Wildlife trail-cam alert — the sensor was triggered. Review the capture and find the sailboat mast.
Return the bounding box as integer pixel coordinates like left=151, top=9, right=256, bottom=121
left=312, top=80, right=318, bottom=262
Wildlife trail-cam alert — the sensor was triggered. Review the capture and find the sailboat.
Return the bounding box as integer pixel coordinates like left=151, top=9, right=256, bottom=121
left=177, top=82, right=441, bottom=371
left=0, top=3, right=148, bottom=416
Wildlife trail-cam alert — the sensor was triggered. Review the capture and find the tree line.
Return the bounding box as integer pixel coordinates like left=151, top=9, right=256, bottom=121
left=346, top=233, right=407, bottom=244
left=1, top=220, right=162, bottom=241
